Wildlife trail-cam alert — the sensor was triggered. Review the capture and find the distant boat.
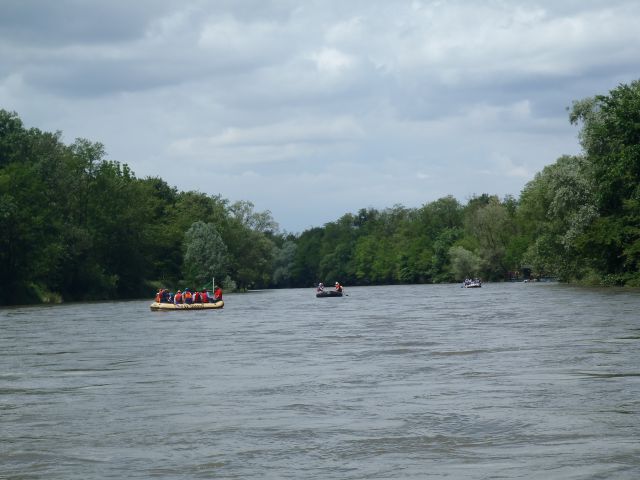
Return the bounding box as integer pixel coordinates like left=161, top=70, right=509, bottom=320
left=462, top=280, right=482, bottom=288
left=316, top=291, right=343, bottom=298
left=150, top=300, right=224, bottom=311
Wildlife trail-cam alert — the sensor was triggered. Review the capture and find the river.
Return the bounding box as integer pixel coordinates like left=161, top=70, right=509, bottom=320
left=1, top=283, right=639, bottom=479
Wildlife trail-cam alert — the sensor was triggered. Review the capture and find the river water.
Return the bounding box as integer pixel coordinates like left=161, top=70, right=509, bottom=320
left=1, top=283, right=639, bottom=479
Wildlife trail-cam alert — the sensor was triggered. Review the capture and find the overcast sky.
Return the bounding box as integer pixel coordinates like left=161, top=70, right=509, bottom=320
left=1, top=1, right=639, bottom=232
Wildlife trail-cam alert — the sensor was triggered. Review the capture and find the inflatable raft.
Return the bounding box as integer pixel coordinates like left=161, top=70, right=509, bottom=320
left=316, top=291, right=343, bottom=298
left=149, top=301, right=224, bottom=311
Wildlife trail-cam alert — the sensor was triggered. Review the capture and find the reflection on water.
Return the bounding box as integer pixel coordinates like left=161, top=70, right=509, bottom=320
left=1, top=283, right=640, bottom=479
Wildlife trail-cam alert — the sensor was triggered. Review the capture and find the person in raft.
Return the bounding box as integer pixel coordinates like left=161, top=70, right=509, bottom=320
left=162, top=289, right=171, bottom=303
left=213, top=286, right=223, bottom=302
left=334, top=282, right=343, bottom=293
left=155, top=288, right=163, bottom=303
left=200, top=289, right=209, bottom=303
left=183, top=288, right=193, bottom=304
left=174, top=290, right=183, bottom=304
left=193, top=290, right=202, bottom=303
left=316, top=282, right=324, bottom=293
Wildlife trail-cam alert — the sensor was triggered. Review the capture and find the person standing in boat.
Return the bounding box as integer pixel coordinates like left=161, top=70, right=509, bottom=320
left=334, top=282, right=343, bottom=293
left=213, top=285, right=223, bottom=302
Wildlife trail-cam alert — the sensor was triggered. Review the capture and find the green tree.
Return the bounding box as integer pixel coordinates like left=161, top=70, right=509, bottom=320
left=183, top=221, right=228, bottom=287
left=291, top=227, right=325, bottom=286
left=569, top=80, right=640, bottom=283
left=517, top=155, right=596, bottom=280
left=272, top=240, right=297, bottom=287
left=229, top=200, right=279, bottom=233
left=464, top=196, right=514, bottom=280
left=449, top=246, right=482, bottom=280
left=224, top=201, right=277, bottom=289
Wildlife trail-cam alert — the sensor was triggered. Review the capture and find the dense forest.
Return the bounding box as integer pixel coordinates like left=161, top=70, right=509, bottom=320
left=1, top=80, right=639, bottom=305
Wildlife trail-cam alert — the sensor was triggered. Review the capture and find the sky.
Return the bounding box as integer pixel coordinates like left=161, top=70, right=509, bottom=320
left=1, top=0, right=639, bottom=233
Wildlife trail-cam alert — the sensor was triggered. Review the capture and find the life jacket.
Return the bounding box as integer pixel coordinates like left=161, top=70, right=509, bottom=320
left=184, top=291, right=193, bottom=303
left=214, top=288, right=222, bottom=300
left=201, top=292, right=209, bottom=303
left=155, top=292, right=161, bottom=302
left=174, top=292, right=183, bottom=303
left=193, top=291, right=201, bottom=303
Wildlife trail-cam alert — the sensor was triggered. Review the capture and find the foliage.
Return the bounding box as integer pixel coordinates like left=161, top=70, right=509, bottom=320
left=0, top=109, right=278, bottom=304
left=449, top=246, right=482, bottom=280
left=3, top=77, right=640, bottom=305
left=182, top=221, right=228, bottom=287
left=569, top=80, right=640, bottom=280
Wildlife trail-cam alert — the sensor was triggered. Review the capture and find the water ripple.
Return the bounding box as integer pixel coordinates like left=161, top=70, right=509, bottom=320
left=1, top=284, right=640, bottom=478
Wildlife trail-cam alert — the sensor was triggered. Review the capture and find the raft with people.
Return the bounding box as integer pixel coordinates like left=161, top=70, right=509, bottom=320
left=150, top=287, right=224, bottom=311
left=315, top=281, right=345, bottom=298
left=462, top=278, right=482, bottom=288
left=150, top=300, right=224, bottom=311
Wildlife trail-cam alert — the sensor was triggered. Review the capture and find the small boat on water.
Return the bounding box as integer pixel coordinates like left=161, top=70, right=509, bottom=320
left=462, top=280, right=482, bottom=288
left=149, top=301, right=224, bottom=311
left=316, top=291, right=343, bottom=298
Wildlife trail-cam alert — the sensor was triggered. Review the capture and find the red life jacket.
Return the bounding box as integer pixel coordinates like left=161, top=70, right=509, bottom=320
left=201, top=292, right=209, bottom=303
left=194, top=291, right=201, bottom=303
left=175, top=292, right=183, bottom=303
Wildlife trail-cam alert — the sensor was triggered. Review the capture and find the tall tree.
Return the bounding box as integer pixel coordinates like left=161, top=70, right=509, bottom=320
left=569, top=80, right=640, bottom=283
left=464, top=196, right=514, bottom=280
left=183, top=221, right=228, bottom=288
left=449, top=246, right=482, bottom=280
left=518, top=155, right=596, bottom=280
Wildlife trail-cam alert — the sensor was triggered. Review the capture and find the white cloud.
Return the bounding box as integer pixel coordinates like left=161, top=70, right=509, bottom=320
left=490, top=153, right=532, bottom=179
left=309, top=47, right=354, bottom=74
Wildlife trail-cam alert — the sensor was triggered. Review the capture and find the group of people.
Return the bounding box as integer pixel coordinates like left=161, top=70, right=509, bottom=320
left=155, top=286, right=223, bottom=304
left=316, top=281, right=343, bottom=293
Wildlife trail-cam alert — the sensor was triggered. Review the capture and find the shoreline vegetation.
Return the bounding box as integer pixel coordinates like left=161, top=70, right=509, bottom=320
left=2, top=80, right=639, bottom=306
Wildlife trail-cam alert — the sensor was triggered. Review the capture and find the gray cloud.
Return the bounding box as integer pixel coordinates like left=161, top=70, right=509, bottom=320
left=0, top=0, right=172, bottom=45
left=1, top=0, right=639, bottom=231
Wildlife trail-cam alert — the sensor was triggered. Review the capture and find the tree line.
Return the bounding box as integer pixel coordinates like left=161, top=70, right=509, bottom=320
left=1, top=80, right=638, bottom=305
